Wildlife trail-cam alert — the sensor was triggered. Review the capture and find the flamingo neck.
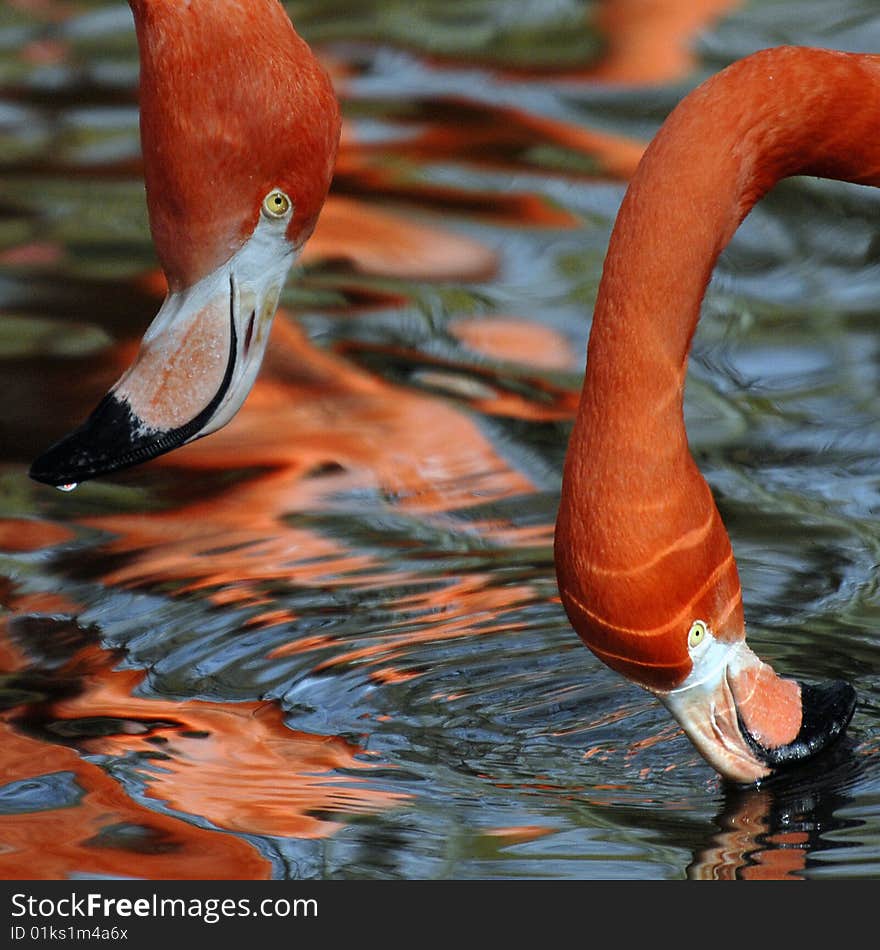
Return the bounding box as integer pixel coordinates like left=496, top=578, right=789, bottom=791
left=556, top=47, right=880, bottom=690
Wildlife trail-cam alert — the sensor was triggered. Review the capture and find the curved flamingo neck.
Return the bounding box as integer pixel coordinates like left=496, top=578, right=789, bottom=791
left=556, top=46, right=880, bottom=690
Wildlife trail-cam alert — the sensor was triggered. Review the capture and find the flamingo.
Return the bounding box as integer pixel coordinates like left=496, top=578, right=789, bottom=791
left=30, top=0, right=340, bottom=483
left=28, top=3, right=867, bottom=783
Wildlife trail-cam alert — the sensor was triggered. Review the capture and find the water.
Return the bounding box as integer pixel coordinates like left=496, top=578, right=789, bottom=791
left=1, top=0, right=880, bottom=880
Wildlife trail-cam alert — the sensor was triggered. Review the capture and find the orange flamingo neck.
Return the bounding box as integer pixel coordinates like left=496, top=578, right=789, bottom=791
left=556, top=46, right=880, bottom=690
left=129, top=0, right=340, bottom=290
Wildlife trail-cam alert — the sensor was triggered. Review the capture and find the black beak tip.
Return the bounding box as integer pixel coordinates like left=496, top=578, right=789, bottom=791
left=29, top=449, right=79, bottom=488
left=31, top=304, right=237, bottom=487
left=29, top=426, right=107, bottom=487
left=742, top=678, right=857, bottom=774
left=28, top=393, right=176, bottom=487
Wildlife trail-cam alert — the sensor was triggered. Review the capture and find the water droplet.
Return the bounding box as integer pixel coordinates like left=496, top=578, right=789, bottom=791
left=56, top=483, right=78, bottom=493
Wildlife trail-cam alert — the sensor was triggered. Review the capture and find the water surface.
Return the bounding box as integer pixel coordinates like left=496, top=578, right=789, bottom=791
left=1, top=0, right=880, bottom=880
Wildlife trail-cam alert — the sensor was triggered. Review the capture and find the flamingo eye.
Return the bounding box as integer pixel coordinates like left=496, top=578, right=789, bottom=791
left=261, top=189, right=292, bottom=219
left=688, top=620, right=708, bottom=649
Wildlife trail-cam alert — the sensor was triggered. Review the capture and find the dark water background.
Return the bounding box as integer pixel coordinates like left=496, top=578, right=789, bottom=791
left=1, top=0, right=880, bottom=879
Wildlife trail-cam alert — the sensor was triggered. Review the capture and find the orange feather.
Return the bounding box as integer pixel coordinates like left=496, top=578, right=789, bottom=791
left=130, top=0, right=340, bottom=289
left=556, top=47, right=880, bottom=690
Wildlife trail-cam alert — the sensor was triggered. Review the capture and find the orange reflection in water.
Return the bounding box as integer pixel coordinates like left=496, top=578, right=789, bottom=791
left=334, top=98, right=646, bottom=192
left=688, top=789, right=809, bottom=880
left=481, top=0, right=742, bottom=85
left=343, top=0, right=743, bottom=190
left=0, top=606, right=406, bottom=879
left=0, top=623, right=269, bottom=879
left=36, top=652, right=407, bottom=840
left=450, top=317, right=577, bottom=372
left=0, top=719, right=271, bottom=880
left=589, top=0, right=743, bottom=85
left=74, top=308, right=549, bottom=681
left=304, top=195, right=498, bottom=280
left=0, top=519, right=73, bottom=553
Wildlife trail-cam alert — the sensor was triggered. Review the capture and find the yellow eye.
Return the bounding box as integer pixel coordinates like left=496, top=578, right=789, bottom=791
left=262, top=189, right=291, bottom=219
left=688, top=620, right=708, bottom=649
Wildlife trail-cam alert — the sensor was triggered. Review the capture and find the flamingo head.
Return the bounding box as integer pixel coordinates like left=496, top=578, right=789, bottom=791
left=30, top=0, right=341, bottom=486
left=556, top=486, right=856, bottom=785
left=655, top=620, right=856, bottom=786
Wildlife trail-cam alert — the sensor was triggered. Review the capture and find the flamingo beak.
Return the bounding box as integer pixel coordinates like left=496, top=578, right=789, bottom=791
left=30, top=219, right=295, bottom=487
left=658, top=641, right=856, bottom=784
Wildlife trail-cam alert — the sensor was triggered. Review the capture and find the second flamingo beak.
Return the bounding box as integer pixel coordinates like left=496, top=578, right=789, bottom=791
left=658, top=640, right=856, bottom=784
left=30, top=213, right=295, bottom=488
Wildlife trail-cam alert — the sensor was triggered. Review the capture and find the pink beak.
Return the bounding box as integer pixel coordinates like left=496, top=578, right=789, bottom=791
left=659, top=642, right=855, bottom=784
left=30, top=211, right=294, bottom=487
